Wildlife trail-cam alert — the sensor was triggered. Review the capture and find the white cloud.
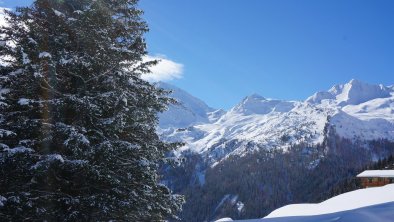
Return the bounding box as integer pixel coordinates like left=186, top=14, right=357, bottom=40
left=141, top=55, right=184, bottom=82
left=0, top=11, right=184, bottom=79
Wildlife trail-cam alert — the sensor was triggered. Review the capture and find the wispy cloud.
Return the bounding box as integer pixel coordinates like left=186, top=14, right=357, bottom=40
left=141, top=55, right=184, bottom=82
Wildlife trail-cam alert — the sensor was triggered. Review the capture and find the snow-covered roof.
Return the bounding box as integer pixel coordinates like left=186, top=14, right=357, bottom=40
left=356, top=170, right=394, bottom=178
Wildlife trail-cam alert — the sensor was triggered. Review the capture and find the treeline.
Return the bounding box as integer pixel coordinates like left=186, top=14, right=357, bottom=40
left=326, top=151, right=394, bottom=199
left=164, top=134, right=394, bottom=221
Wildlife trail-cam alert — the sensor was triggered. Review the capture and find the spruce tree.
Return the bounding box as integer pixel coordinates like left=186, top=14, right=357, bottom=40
left=0, top=0, right=183, bottom=221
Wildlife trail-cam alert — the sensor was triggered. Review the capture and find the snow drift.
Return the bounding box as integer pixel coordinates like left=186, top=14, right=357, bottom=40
left=265, top=184, right=394, bottom=218
left=216, top=184, right=394, bottom=222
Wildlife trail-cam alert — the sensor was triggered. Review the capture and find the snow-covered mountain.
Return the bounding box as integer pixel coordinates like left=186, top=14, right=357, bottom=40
left=159, top=79, right=394, bottom=165
left=157, top=82, right=224, bottom=128
left=306, top=79, right=392, bottom=106
left=231, top=94, right=295, bottom=115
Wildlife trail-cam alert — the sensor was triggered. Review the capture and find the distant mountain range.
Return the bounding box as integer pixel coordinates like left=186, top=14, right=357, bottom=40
left=158, top=79, right=394, bottom=165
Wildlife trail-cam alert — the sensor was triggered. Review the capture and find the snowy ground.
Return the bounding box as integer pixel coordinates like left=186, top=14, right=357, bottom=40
left=216, top=184, right=394, bottom=222
left=240, top=202, right=394, bottom=222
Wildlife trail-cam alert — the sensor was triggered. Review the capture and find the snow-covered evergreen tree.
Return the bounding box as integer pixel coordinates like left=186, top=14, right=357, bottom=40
left=0, top=0, right=183, bottom=221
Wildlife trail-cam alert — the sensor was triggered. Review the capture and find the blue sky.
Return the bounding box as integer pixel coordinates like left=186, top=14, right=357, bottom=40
left=2, top=0, right=394, bottom=109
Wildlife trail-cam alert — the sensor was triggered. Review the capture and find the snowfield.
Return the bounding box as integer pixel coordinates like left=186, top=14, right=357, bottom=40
left=265, top=184, right=394, bottom=218
left=216, top=184, right=394, bottom=222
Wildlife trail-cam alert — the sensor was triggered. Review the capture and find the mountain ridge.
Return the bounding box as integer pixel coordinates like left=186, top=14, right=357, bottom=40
left=306, top=79, right=392, bottom=106
left=157, top=81, right=220, bottom=128
left=158, top=79, right=394, bottom=165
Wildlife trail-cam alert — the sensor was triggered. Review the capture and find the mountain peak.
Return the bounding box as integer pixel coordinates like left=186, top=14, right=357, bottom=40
left=159, top=80, right=394, bottom=165
left=335, top=79, right=390, bottom=106
left=231, top=94, right=295, bottom=115
left=157, top=82, right=216, bottom=128
left=246, top=93, right=266, bottom=100
left=307, top=79, right=391, bottom=106
left=348, top=78, right=362, bottom=85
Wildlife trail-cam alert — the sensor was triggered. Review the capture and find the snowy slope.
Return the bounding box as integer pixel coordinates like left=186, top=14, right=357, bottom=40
left=222, top=202, right=394, bottom=222
left=157, top=82, right=222, bottom=128
left=216, top=184, right=394, bottom=222
left=162, top=101, right=333, bottom=162
left=306, top=79, right=391, bottom=106
left=159, top=80, right=394, bottom=164
left=265, top=184, right=394, bottom=218
left=231, top=94, right=295, bottom=115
